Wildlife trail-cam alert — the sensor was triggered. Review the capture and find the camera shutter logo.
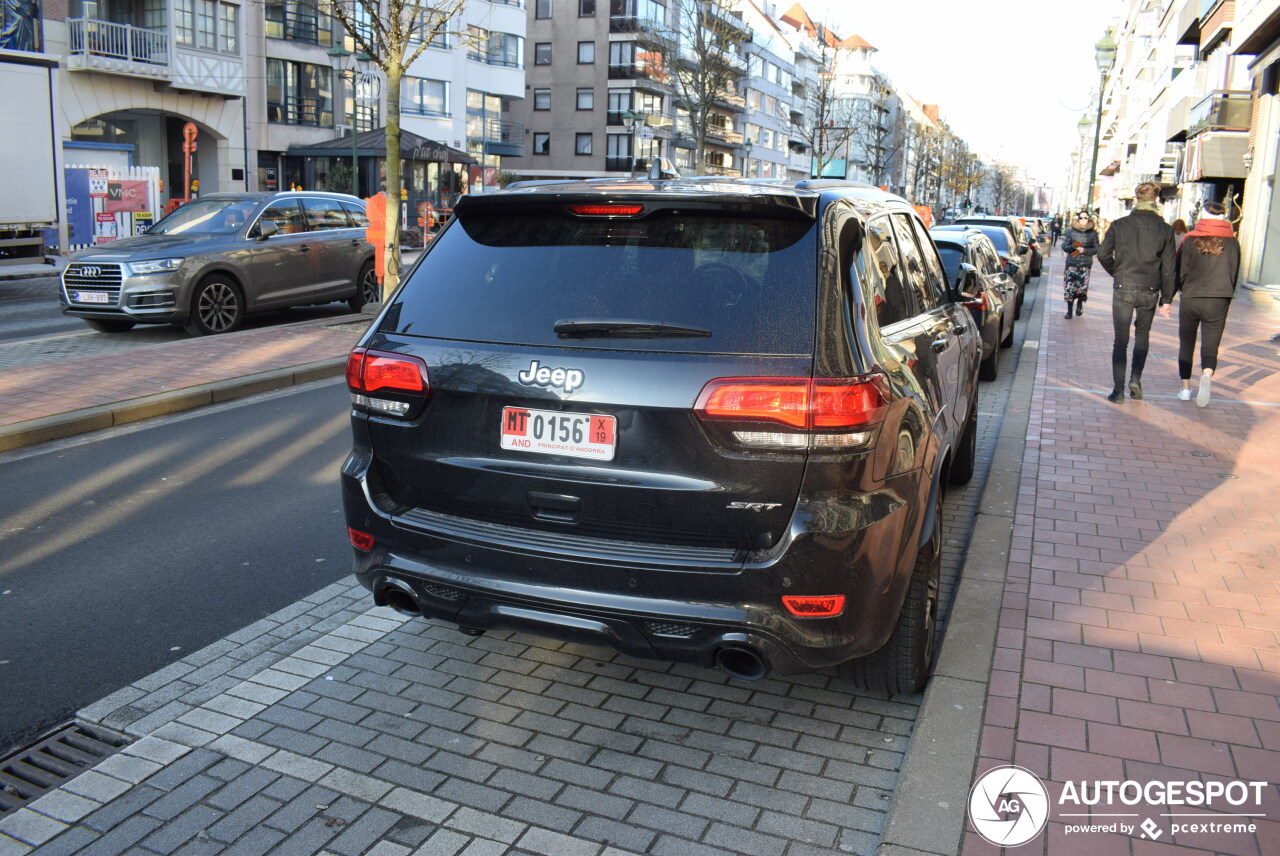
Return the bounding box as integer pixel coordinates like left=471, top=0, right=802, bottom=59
left=969, top=765, right=1050, bottom=847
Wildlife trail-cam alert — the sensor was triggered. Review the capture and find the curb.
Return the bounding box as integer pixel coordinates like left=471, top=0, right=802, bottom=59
left=876, top=272, right=1046, bottom=856
left=0, top=357, right=347, bottom=454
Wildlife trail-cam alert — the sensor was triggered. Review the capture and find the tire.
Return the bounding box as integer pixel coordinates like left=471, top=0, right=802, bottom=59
left=83, top=318, right=136, bottom=334
left=840, top=490, right=942, bottom=695
left=949, top=400, right=977, bottom=486
left=184, top=276, right=244, bottom=336
left=348, top=262, right=380, bottom=313
left=979, top=343, right=999, bottom=381
left=1000, top=318, right=1015, bottom=349
left=1014, top=287, right=1023, bottom=321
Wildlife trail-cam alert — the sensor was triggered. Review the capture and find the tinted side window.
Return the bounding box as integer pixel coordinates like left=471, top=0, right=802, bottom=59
left=302, top=197, right=352, bottom=229
left=260, top=199, right=306, bottom=234
left=934, top=245, right=962, bottom=283
left=889, top=215, right=938, bottom=312
left=341, top=200, right=370, bottom=228
left=909, top=216, right=950, bottom=302
left=858, top=217, right=917, bottom=327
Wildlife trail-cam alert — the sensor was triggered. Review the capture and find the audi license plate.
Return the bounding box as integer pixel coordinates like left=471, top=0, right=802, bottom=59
left=73, top=291, right=110, bottom=304
left=501, top=407, right=616, bottom=461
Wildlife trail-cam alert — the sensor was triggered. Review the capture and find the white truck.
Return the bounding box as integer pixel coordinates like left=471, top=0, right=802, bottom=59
left=0, top=49, right=59, bottom=267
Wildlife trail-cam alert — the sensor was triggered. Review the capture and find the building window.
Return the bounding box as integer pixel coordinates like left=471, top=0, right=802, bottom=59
left=177, top=0, right=239, bottom=53
left=263, top=0, right=331, bottom=46
left=266, top=58, right=333, bottom=127
left=576, top=133, right=592, bottom=155
left=217, top=2, right=237, bottom=53
left=577, top=41, right=594, bottom=63
left=485, top=31, right=523, bottom=67
left=576, top=88, right=594, bottom=110
left=579, top=0, right=594, bottom=15
left=534, top=89, right=550, bottom=110
left=535, top=0, right=551, bottom=17
left=403, top=77, right=448, bottom=116
left=533, top=132, right=550, bottom=155
left=534, top=42, right=551, bottom=64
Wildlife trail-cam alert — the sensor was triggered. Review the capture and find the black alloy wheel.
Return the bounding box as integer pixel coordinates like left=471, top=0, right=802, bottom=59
left=184, top=277, right=243, bottom=336
left=349, top=262, right=380, bottom=313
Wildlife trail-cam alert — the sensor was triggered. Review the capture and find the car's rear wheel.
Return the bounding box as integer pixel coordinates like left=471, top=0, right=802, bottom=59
left=348, top=262, right=379, bottom=313
left=949, top=401, right=977, bottom=486
left=979, top=342, right=999, bottom=381
left=83, top=318, right=136, bottom=334
left=1000, top=319, right=1015, bottom=349
left=840, top=490, right=941, bottom=695
left=184, top=276, right=243, bottom=336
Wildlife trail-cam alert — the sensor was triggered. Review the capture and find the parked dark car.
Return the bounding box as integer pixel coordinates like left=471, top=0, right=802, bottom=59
left=60, top=191, right=379, bottom=336
left=930, top=228, right=1016, bottom=381
left=1024, top=225, right=1043, bottom=277
left=934, top=223, right=1027, bottom=317
left=341, top=176, right=982, bottom=693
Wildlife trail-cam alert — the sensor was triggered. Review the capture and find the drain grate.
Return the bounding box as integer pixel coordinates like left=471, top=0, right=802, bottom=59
left=0, top=723, right=131, bottom=817
left=645, top=621, right=699, bottom=638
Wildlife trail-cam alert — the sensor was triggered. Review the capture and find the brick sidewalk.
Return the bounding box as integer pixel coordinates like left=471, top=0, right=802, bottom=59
left=0, top=319, right=363, bottom=428
left=967, top=257, right=1280, bottom=855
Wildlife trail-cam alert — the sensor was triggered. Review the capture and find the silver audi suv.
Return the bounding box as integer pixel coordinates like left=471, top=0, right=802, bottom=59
left=60, top=191, right=379, bottom=336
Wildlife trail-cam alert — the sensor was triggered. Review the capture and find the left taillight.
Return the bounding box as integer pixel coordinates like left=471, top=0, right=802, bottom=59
left=346, top=347, right=430, bottom=417
left=964, top=292, right=988, bottom=311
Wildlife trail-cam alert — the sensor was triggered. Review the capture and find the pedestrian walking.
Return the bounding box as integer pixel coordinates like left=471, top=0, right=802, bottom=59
left=1097, top=182, right=1176, bottom=403
left=1172, top=218, right=1188, bottom=246
left=1049, top=214, right=1063, bottom=253
left=1061, top=213, right=1098, bottom=320
left=1162, top=202, right=1239, bottom=407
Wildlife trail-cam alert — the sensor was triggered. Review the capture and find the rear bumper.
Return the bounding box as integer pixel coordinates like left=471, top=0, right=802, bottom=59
left=341, top=451, right=923, bottom=676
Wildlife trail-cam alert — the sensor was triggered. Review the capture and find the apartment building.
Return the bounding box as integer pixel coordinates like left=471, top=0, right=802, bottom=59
left=1233, top=0, right=1280, bottom=287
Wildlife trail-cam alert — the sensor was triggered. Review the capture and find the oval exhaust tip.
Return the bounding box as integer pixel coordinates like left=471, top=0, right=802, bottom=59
left=378, top=582, right=420, bottom=617
left=714, top=646, right=767, bottom=681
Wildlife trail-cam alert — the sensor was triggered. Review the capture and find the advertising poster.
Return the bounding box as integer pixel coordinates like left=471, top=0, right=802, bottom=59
left=105, top=180, right=149, bottom=213
left=64, top=167, right=93, bottom=246
left=94, top=211, right=117, bottom=244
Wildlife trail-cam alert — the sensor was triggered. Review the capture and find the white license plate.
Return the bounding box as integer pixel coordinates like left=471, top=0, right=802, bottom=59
left=73, top=291, right=110, bottom=304
left=501, top=407, right=616, bottom=461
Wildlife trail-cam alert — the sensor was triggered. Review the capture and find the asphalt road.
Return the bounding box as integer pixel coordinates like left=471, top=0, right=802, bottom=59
left=0, top=380, right=355, bottom=755
left=0, top=274, right=357, bottom=353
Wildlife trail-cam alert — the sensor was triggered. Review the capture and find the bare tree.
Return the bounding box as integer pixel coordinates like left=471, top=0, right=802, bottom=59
left=789, top=25, right=859, bottom=179
left=668, top=0, right=749, bottom=172
left=844, top=72, right=903, bottom=187
left=901, top=119, right=939, bottom=203
left=987, top=163, right=1018, bottom=214
left=327, top=0, right=470, bottom=299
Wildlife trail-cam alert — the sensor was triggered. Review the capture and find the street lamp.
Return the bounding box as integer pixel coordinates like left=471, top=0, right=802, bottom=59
left=1084, top=28, right=1117, bottom=217
left=1077, top=114, right=1093, bottom=211
left=742, top=136, right=752, bottom=178
left=328, top=46, right=374, bottom=196
left=621, top=109, right=648, bottom=175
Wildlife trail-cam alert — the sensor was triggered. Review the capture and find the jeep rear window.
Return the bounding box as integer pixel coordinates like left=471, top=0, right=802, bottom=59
left=935, top=245, right=962, bottom=282
left=383, top=209, right=817, bottom=354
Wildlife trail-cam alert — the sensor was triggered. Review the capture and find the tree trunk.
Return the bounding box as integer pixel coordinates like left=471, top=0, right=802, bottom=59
left=382, top=60, right=403, bottom=303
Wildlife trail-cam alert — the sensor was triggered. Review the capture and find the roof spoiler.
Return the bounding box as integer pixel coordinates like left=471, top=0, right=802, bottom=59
left=648, top=158, right=680, bottom=181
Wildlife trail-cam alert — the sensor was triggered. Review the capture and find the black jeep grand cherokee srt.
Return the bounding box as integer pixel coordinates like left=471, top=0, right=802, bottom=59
left=342, top=176, right=981, bottom=693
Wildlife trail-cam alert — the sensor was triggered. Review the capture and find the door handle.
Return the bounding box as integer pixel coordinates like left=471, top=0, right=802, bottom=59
left=952, top=324, right=967, bottom=335
left=931, top=339, right=948, bottom=353
left=297, top=245, right=310, bottom=252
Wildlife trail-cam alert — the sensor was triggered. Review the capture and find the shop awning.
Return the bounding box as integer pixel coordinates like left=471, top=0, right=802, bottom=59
left=287, top=127, right=476, bottom=164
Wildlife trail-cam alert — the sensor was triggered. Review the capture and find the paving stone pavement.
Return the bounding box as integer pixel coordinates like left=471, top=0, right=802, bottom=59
left=0, top=278, right=1044, bottom=856
left=963, top=258, right=1280, bottom=856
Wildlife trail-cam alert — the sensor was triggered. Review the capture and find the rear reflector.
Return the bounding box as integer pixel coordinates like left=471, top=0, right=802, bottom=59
left=348, top=527, right=375, bottom=551
left=566, top=203, right=644, bottom=217
left=782, top=595, right=845, bottom=617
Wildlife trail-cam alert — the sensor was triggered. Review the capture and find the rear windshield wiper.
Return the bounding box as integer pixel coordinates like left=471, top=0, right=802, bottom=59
left=553, top=319, right=712, bottom=339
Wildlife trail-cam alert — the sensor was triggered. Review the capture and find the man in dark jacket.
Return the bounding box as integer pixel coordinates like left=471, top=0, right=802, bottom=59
left=1097, top=183, right=1175, bottom=402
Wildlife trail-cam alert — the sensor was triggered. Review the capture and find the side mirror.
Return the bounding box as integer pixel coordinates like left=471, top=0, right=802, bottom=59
left=1019, top=246, right=1030, bottom=255
left=954, top=263, right=980, bottom=299
left=256, top=220, right=279, bottom=241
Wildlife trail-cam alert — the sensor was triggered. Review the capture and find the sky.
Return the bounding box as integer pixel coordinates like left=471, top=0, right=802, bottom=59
left=800, top=0, right=1123, bottom=201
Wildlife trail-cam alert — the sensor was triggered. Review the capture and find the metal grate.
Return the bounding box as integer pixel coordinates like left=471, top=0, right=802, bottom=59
left=0, top=723, right=131, bottom=817
left=645, top=621, right=698, bottom=638
left=63, top=263, right=124, bottom=305
left=422, top=581, right=463, bottom=601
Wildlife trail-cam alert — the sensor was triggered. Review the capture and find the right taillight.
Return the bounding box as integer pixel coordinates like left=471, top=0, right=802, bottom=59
left=694, top=375, right=889, bottom=451
left=964, top=292, right=988, bottom=310
left=346, top=347, right=430, bottom=417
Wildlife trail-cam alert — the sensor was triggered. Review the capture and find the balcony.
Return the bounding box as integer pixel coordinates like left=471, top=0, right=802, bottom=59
left=1186, top=90, right=1251, bottom=136
left=1186, top=131, right=1248, bottom=180
left=712, top=91, right=746, bottom=112
left=66, top=18, right=170, bottom=80
left=609, top=15, right=671, bottom=43
left=705, top=126, right=743, bottom=146
left=480, top=118, right=525, bottom=157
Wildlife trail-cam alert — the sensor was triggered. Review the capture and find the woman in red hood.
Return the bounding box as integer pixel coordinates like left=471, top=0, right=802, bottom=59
left=1160, top=202, right=1240, bottom=406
